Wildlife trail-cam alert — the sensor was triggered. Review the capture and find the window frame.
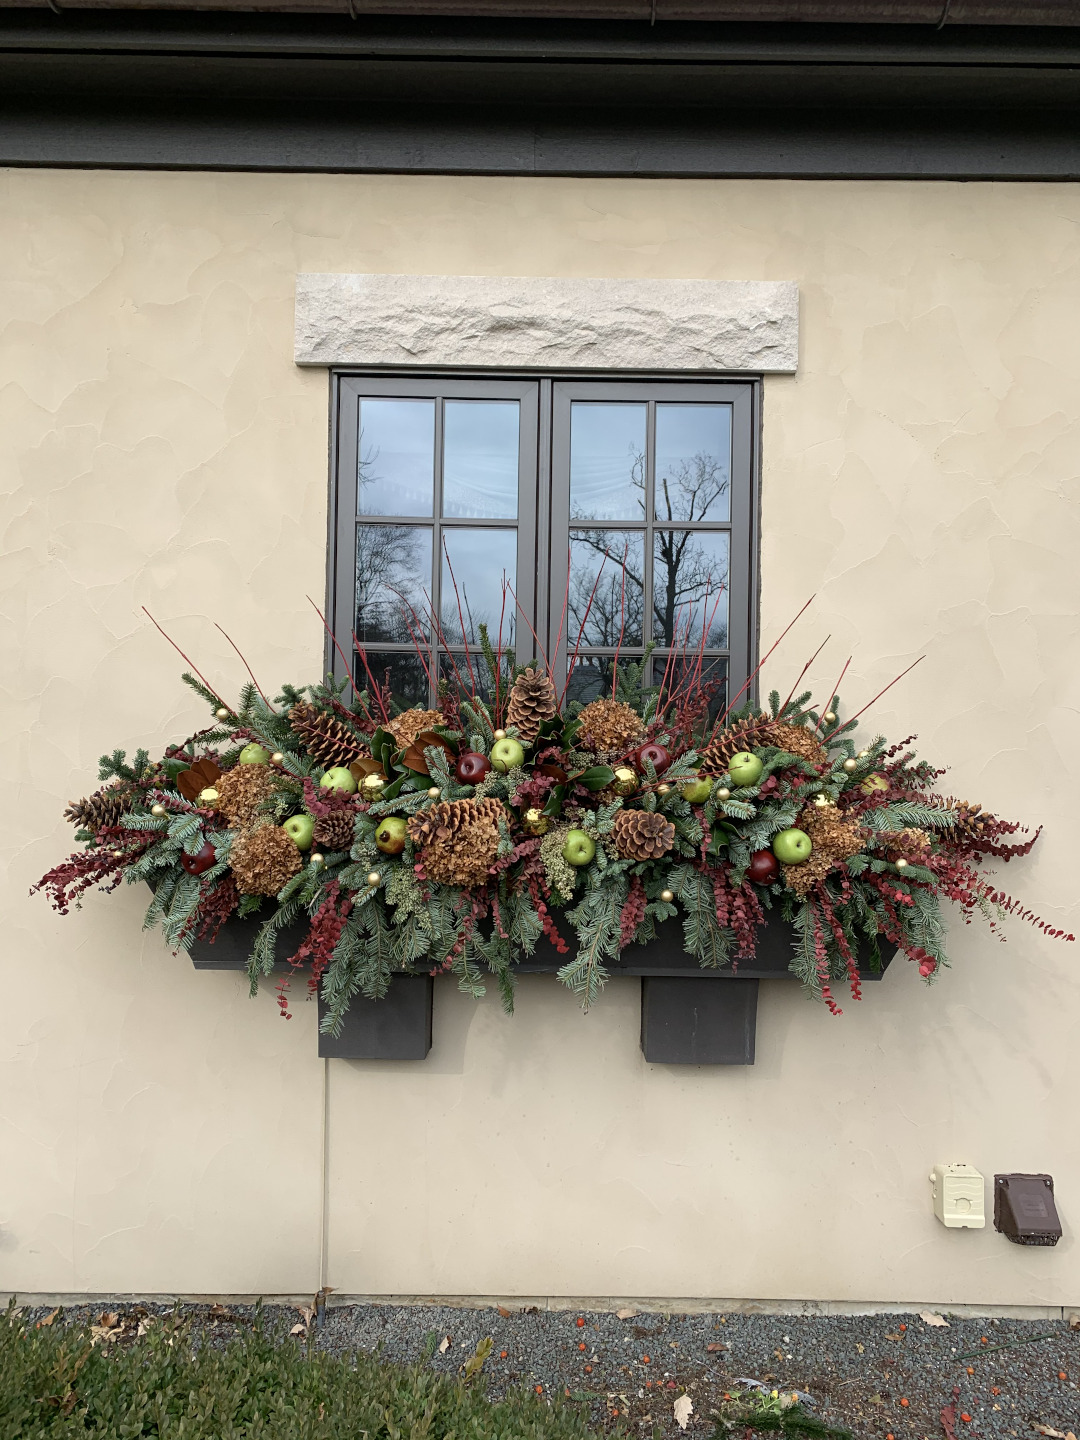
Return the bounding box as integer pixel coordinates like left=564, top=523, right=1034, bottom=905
left=328, top=370, right=761, bottom=709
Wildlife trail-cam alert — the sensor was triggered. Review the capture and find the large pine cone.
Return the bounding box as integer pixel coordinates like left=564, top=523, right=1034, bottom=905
left=312, top=810, right=357, bottom=853
left=229, top=824, right=302, bottom=896
left=385, top=708, right=443, bottom=750
left=288, top=703, right=368, bottom=768
left=611, top=808, right=676, bottom=861
left=64, top=782, right=131, bottom=832
left=576, top=698, right=643, bottom=753
left=697, top=715, right=776, bottom=774
left=408, top=797, right=503, bottom=887
left=506, top=667, right=557, bottom=745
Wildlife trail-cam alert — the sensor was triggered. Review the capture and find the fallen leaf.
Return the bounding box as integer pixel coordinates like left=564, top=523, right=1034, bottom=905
left=496, top=1306, right=511, bottom=1318
left=885, top=1331, right=902, bottom=1341
left=920, top=1311, right=950, bottom=1327
left=439, top=1336, right=451, bottom=1354
left=868, top=1394, right=884, bottom=1406
left=1032, top=1428, right=1067, bottom=1438
left=707, top=1342, right=726, bottom=1352
left=855, top=1342, right=865, bottom=1354
left=673, top=1393, right=693, bottom=1430
left=290, top=1323, right=307, bottom=1336
left=98, top=1312, right=119, bottom=1329
left=617, top=1307, right=638, bottom=1320
left=39, top=1307, right=60, bottom=1327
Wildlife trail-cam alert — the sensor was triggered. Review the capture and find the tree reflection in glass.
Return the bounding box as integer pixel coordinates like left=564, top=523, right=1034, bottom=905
left=355, top=525, right=432, bottom=644
left=652, top=530, right=729, bottom=649
left=654, top=405, right=731, bottom=522
left=569, top=404, right=647, bottom=521
left=440, top=528, right=517, bottom=647
left=568, top=532, right=644, bottom=647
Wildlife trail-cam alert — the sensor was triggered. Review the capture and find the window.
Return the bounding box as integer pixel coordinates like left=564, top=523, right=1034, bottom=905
left=330, top=375, right=758, bottom=713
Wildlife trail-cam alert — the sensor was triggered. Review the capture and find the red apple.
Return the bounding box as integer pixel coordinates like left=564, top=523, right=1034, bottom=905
left=636, top=742, right=671, bottom=776
left=181, top=840, right=216, bottom=876
left=455, top=751, right=492, bottom=784
left=747, top=849, right=779, bottom=885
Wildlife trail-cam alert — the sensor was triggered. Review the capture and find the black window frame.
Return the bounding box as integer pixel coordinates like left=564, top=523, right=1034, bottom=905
left=328, top=370, right=761, bottom=710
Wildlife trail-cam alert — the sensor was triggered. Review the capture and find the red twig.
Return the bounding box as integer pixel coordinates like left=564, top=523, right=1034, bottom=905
left=551, top=545, right=572, bottom=681
left=611, top=540, right=630, bottom=699
left=420, top=588, right=474, bottom=703
left=558, top=548, right=611, bottom=708
left=305, top=596, right=361, bottom=708
left=141, top=608, right=229, bottom=712
left=348, top=627, right=393, bottom=725
left=813, top=655, right=851, bottom=734
left=441, top=538, right=478, bottom=700
left=214, top=623, right=273, bottom=709
left=506, top=581, right=551, bottom=676
left=779, top=634, right=832, bottom=714
left=712, top=594, right=816, bottom=735
left=825, top=656, right=925, bottom=740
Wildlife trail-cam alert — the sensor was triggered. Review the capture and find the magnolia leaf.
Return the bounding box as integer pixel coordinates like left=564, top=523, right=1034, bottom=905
left=919, top=1311, right=950, bottom=1327
left=616, top=1307, right=638, bottom=1320
left=438, top=1335, right=451, bottom=1354
left=673, top=1393, right=693, bottom=1430
left=576, top=766, right=615, bottom=791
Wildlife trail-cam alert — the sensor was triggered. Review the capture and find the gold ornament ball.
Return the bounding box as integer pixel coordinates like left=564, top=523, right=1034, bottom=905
left=199, top=786, right=219, bottom=804
left=271, top=752, right=284, bottom=764
left=215, top=706, right=230, bottom=721
left=824, top=710, right=837, bottom=724
left=363, top=773, right=386, bottom=793
left=310, top=853, right=324, bottom=866
left=366, top=871, right=382, bottom=887
left=612, top=765, right=638, bottom=796
left=522, top=807, right=550, bottom=836
left=717, top=787, right=731, bottom=801
left=657, top=782, right=671, bottom=796
left=660, top=888, right=675, bottom=904
left=843, top=758, right=858, bottom=773
left=858, top=749, right=870, bottom=759
left=896, top=857, right=909, bottom=869
left=813, top=793, right=832, bottom=808
left=427, top=786, right=440, bottom=798
left=112, top=849, right=124, bottom=859
left=493, top=728, right=506, bottom=740
left=151, top=803, right=166, bottom=817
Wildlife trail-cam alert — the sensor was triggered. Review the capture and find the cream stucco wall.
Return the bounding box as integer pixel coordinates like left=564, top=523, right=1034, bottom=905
left=2, top=171, right=1077, bottom=1308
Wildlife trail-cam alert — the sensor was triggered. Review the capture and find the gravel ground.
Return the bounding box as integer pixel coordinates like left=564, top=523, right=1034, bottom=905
left=22, top=1301, right=1080, bottom=1438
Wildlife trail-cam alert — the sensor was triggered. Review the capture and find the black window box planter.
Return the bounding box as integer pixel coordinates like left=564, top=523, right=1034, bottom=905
left=183, top=906, right=894, bottom=1066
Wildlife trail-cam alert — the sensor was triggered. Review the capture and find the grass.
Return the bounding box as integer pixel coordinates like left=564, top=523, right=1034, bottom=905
left=1, top=1303, right=608, bottom=1440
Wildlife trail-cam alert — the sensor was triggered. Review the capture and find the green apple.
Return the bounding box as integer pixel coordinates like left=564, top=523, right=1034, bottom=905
left=772, top=827, right=813, bottom=865
left=375, top=816, right=407, bottom=855
left=490, top=737, right=526, bottom=773
left=282, top=814, right=315, bottom=851
left=562, top=829, right=596, bottom=867
left=319, top=766, right=358, bottom=794
left=238, top=743, right=270, bottom=765
left=728, top=751, right=764, bottom=787
left=860, top=772, right=889, bottom=795
left=680, top=777, right=713, bottom=804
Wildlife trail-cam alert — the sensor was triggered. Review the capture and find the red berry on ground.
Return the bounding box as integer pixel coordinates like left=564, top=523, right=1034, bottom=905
left=575, top=1317, right=585, bottom=1327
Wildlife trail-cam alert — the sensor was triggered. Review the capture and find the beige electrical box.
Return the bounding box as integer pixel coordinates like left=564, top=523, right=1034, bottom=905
left=930, top=1163, right=986, bottom=1228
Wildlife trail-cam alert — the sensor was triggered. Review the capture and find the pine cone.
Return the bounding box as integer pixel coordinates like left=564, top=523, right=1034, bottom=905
left=385, top=708, right=443, bottom=749
left=312, top=810, right=357, bottom=853
left=697, top=715, right=776, bottom=773
left=610, top=808, right=676, bottom=861
left=408, top=797, right=503, bottom=887
left=288, top=703, right=368, bottom=769
left=214, top=764, right=277, bottom=830
left=506, top=667, right=557, bottom=745
left=576, top=698, right=643, bottom=753
left=64, top=782, right=131, bottom=832
left=229, top=824, right=302, bottom=896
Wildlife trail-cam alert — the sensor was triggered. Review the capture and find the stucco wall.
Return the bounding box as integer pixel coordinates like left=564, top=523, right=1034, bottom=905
left=2, top=171, right=1077, bottom=1307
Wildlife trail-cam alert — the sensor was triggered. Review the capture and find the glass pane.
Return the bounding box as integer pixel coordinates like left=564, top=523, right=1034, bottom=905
left=440, top=528, right=517, bottom=647
left=652, top=655, right=728, bottom=724
left=356, top=651, right=430, bottom=711
left=357, top=398, right=435, bottom=517
left=569, top=403, right=647, bottom=521
left=652, top=530, right=729, bottom=649
left=568, top=530, right=644, bottom=648
left=654, top=404, right=731, bottom=522
left=355, top=525, right=432, bottom=644
left=438, top=652, right=500, bottom=707
left=443, top=401, right=519, bottom=519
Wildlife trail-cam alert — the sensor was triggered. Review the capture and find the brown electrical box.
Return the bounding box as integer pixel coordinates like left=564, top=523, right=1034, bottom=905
left=993, top=1173, right=1062, bottom=1246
